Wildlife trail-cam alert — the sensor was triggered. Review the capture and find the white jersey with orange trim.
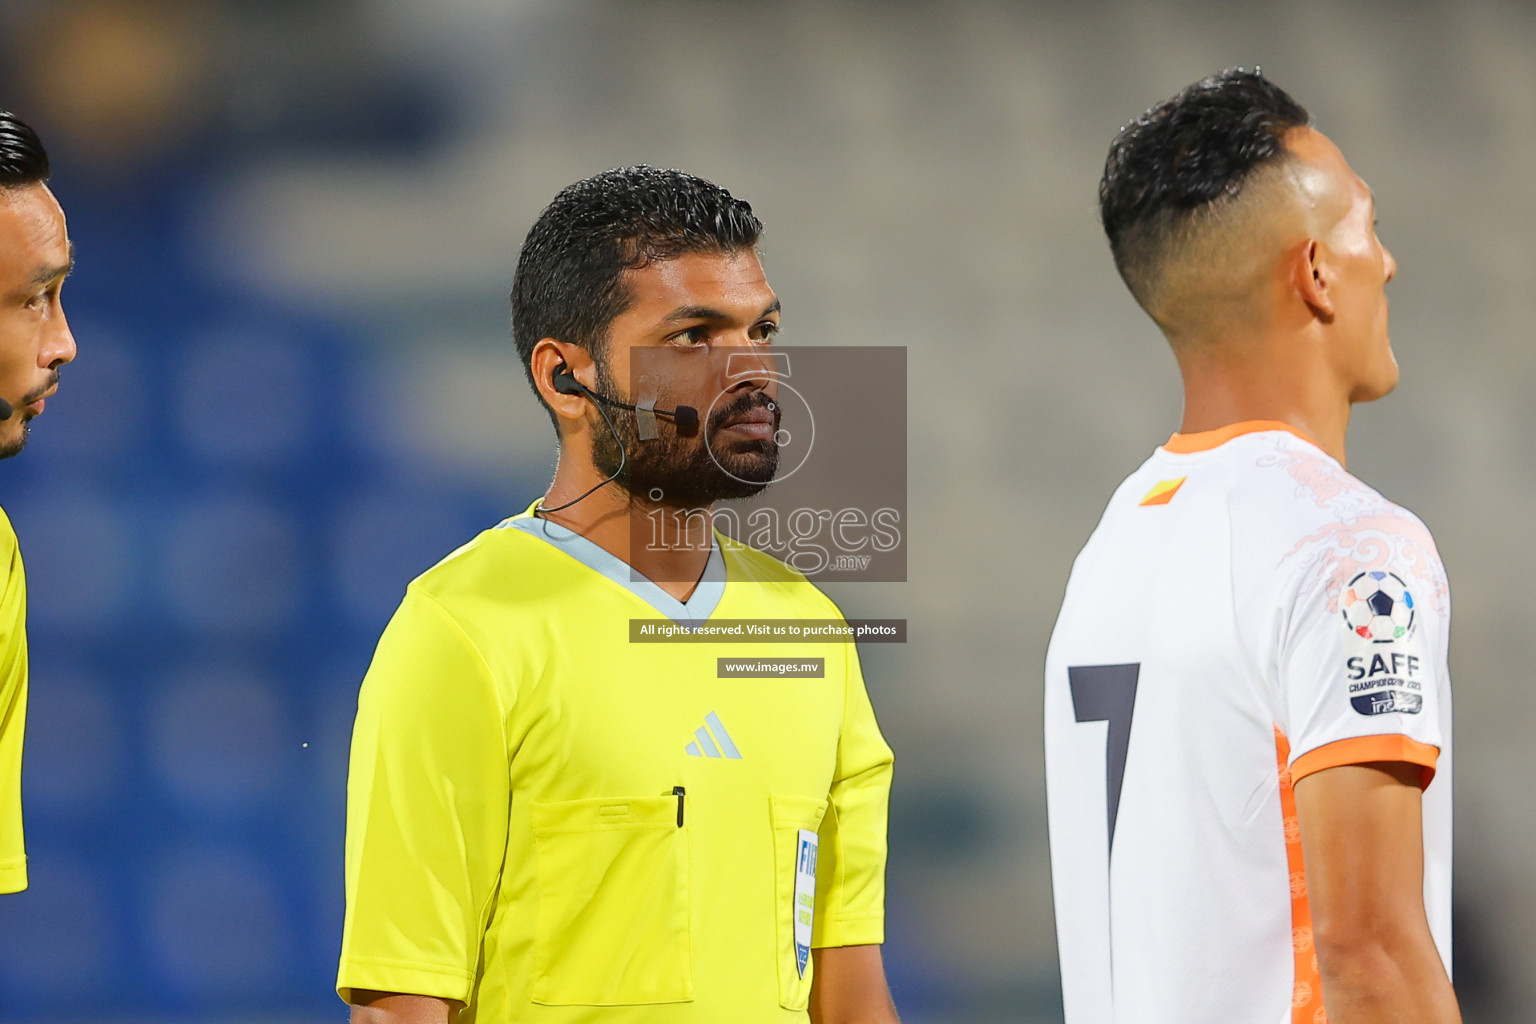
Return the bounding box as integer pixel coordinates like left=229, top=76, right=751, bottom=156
left=1044, top=421, right=1451, bottom=1024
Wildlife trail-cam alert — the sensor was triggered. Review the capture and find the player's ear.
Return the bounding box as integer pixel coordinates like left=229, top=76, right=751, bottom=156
left=531, top=339, right=594, bottom=425
left=1292, top=238, right=1336, bottom=323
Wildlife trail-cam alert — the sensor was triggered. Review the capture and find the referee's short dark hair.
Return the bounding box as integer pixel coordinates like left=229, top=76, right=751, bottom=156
left=0, top=110, right=50, bottom=189
left=510, top=166, right=762, bottom=425
left=1099, top=69, right=1309, bottom=320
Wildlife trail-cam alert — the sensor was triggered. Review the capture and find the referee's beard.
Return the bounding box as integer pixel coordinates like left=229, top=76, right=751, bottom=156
left=0, top=373, right=54, bottom=460
left=590, top=365, right=781, bottom=508
left=0, top=421, right=29, bottom=461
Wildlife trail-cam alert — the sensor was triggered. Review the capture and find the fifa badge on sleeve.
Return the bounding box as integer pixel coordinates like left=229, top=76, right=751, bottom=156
left=794, top=829, right=818, bottom=978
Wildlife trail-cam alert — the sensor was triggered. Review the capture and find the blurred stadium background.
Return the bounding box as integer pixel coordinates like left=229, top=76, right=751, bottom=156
left=0, top=0, right=1533, bottom=1020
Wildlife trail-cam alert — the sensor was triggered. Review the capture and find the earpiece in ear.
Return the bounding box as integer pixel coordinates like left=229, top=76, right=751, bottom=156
left=552, top=362, right=586, bottom=396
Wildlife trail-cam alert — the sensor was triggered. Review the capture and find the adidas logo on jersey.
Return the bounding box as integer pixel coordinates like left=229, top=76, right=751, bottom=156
left=685, top=711, right=742, bottom=759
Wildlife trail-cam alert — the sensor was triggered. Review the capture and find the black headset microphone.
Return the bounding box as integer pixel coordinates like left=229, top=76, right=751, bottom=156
left=551, top=364, right=699, bottom=431
left=538, top=363, right=701, bottom=515
left=0, top=399, right=12, bottom=422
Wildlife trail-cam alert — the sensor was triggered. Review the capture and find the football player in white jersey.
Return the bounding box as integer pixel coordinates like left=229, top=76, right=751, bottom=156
left=1045, top=70, right=1461, bottom=1024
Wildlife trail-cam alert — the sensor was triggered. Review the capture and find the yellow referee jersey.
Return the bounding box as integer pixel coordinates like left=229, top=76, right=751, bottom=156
left=338, top=507, right=894, bottom=1022
left=0, top=507, right=29, bottom=895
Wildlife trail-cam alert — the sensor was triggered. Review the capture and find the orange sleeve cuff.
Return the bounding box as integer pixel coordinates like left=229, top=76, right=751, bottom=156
left=1291, top=734, right=1439, bottom=789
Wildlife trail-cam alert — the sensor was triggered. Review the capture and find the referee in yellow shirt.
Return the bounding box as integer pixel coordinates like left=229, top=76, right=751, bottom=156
left=0, top=109, right=78, bottom=895
left=340, top=167, right=899, bottom=1024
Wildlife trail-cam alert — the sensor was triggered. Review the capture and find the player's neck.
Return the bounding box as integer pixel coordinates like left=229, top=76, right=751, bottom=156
left=539, top=455, right=714, bottom=602
left=1175, top=342, right=1351, bottom=467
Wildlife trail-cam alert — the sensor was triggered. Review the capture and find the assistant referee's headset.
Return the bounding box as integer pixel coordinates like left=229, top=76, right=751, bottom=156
left=537, top=361, right=700, bottom=514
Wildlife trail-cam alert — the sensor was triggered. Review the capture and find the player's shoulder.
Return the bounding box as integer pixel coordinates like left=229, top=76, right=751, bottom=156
left=1216, top=432, right=1447, bottom=607
left=1226, top=432, right=1436, bottom=548
left=1164, top=428, right=1426, bottom=538
left=1135, top=424, right=1442, bottom=570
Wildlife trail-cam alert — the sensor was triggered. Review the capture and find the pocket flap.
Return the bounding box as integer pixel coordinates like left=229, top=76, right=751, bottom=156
left=770, top=794, right=829, bottom=832
left=532, top=795, right=678, bottom=834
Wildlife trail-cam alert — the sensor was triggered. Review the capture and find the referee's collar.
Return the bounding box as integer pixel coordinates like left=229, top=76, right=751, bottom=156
left=500, top=509, right=726, bottom=625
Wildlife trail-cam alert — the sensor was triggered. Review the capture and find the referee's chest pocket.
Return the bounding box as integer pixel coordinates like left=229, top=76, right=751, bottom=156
left=771, top=795, right=829, bottom=1011
left=530, top=796, right=692, bottom=1006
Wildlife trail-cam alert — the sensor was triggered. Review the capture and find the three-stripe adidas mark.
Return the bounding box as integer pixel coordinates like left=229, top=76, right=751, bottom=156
left=685, top=711, right=741, bottom=759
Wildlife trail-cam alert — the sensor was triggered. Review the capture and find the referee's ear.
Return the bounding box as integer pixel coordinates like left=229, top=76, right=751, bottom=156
left=531, top=338, right=596, bottom=433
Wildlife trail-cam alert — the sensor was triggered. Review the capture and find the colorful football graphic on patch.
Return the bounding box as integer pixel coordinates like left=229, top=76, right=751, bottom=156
left=1340, top=570, right=1416, bottom=643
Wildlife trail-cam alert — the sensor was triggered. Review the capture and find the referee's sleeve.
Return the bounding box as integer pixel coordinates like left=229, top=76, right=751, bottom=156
left=813, top=640, right=894, bottom=947
left=337, top=587, right=510, bottom=1004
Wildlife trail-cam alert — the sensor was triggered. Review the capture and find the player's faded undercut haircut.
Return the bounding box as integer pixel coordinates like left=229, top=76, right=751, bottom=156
left=0, top=110, right=50, bottom=189
left=511, top=165, right=762, bottom=428
left=1099, top=70, right=1310, bottom=335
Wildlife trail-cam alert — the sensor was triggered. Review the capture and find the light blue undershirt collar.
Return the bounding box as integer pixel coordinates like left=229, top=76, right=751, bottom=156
left=499, top=511, right=727, bottom=624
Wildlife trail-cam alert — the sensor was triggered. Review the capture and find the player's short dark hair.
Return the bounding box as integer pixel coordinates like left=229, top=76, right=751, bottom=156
left=0, top=110, right=50, bottom=189
left=1099, top=69, right=1310, bottom=310
left=510, top=165, right=762, bottom=423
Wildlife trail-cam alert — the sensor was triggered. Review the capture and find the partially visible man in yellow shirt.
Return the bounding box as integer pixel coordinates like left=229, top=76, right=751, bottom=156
left=0, top=108, right=79, bottom=894
left=340, top=167, right=899, bottom=1024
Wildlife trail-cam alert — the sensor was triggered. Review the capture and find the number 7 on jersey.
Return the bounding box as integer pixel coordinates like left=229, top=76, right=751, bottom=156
left=1068, top=663, right=1140, bottom=852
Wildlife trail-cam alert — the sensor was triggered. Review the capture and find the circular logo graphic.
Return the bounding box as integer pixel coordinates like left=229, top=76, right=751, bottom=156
left=1340, top=570, right=1416, bottom=643
left=703, top=376, right=816, bottom=484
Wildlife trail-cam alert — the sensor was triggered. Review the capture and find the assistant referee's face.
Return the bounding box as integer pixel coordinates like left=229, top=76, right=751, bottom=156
left=598, top=248, right=784, bottom=504
left=0, top=182, right=75, bottom=459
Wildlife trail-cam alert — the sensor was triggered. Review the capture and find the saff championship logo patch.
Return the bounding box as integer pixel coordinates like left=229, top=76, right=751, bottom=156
left=1340, top=571, right=1416, bottom=643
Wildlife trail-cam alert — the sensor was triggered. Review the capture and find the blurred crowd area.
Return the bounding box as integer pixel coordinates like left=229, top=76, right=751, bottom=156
left=0, top=0, right=1534, bottom=1021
